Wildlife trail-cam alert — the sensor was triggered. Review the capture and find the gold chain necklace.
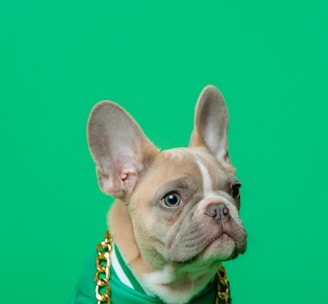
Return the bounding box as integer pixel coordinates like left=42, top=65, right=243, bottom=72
left=94, top=231, right=230, bottom=304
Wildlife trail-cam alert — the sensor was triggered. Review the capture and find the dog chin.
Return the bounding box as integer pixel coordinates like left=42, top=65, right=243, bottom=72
left=201, top=233, right=238, bottom=261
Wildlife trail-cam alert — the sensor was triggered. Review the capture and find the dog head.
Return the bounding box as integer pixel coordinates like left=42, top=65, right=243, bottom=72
left=87, top=85, right=247, bottom=303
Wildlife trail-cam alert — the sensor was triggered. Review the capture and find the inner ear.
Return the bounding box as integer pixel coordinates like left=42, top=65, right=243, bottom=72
left=190, top=85, right=234, bottom=172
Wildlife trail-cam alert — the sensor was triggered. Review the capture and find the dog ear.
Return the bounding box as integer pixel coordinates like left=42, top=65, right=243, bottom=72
left=190, top=85, right=235, bottom=173
left=87, top=101, right=159, bottom=199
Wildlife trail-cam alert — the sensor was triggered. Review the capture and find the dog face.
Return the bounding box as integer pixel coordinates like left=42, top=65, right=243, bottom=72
left=128, top=148, right=246, bottom=267
left=87, top=85, right=247, bottom=304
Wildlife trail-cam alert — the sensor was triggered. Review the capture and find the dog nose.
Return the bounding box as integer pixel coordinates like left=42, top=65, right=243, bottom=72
left=206, top=203, right=230, bottom=221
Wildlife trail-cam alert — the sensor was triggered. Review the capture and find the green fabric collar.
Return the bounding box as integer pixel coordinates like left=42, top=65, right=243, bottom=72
left=110, top=264, right=219, bottom=304
left=113, top=244, right=146, bottom=294
left=71, top=248, right=229, bottom=304
left=111, top=245, right=221, bottom=304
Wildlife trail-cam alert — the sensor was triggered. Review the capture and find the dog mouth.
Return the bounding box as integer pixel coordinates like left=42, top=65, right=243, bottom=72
left=171, top=231, right=244, bottom=264
left=207, top=227, right=248, bottom=258
left=165, top=215, right=247, bottom=264
left=204, top=231, right=235, bottom=249
left=210, top=231, right=232, bottom=243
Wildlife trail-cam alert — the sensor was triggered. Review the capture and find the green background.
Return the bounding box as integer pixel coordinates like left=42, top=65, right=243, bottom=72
left=1, top=1, right=327, bottom=303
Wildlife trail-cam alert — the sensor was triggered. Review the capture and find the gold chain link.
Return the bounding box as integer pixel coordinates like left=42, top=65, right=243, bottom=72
left=95, top=231, right=230, bottom=304
left=216, top=265, right=230, bottom=304
left=95, top=231, right=112, bottom=304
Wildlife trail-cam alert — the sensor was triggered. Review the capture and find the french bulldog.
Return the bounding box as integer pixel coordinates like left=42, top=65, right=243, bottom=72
left=87, top=85, right=247, bottom=304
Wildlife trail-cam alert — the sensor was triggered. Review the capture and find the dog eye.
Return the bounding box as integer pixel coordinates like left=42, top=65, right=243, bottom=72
left=230, top=184, right=241, bottom=199
left=161, top=192, right=181, bottom=208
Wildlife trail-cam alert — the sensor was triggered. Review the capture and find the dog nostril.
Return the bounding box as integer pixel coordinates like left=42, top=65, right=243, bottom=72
left=207, top=205, right=218, bottom=218
left=206, top=203, right=229, bottom=220
left=222, top=205, right=229, bottom=216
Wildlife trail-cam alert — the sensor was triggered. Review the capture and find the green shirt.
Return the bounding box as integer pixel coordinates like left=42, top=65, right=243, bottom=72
left=70, top=250, right=228, bottom=304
